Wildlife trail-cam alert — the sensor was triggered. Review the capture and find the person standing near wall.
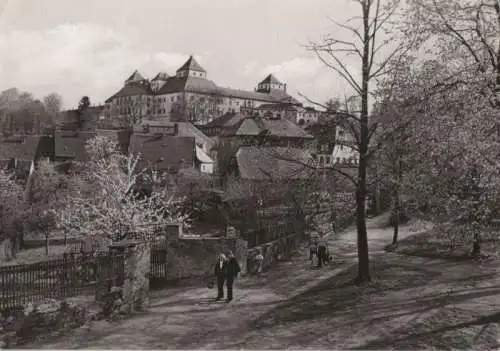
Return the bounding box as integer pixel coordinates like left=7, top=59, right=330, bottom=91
left=214, top=253, right=227, bottom=301
left=255, top=249, right=264, bottom=277
left=317, top=237, right=328, bottom=268
left=225, top=250, right=241, bottom=302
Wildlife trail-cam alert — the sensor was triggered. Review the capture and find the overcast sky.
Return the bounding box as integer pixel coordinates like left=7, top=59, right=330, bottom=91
left=0, top=0, right=361, bottom=109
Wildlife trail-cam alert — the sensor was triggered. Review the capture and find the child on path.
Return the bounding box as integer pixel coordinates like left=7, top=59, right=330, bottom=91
left=255, top=249, right=264, bottom=276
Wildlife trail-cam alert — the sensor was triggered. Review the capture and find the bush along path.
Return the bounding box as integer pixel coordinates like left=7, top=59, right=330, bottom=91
left=25, top=216, right=457, bottom=350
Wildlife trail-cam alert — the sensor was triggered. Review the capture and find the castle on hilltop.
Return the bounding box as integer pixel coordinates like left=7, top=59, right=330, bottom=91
left=103, top=55, right=317, bottom=125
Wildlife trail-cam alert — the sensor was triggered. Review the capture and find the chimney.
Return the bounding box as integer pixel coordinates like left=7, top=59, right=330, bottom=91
left=284, top=83, right=287, bottom=93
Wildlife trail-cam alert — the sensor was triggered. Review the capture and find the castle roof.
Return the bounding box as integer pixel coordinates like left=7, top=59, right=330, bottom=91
left=259, top=74, right=282, bottom=85
left=125, top=70, right=146, bottom=83
left=157, top=76, right=218, bottom=95
left=177, top=56, right=206, bottom=73
left=152, top=72, right=169, bottom=81
left=105, top=81, right=153, bottom=103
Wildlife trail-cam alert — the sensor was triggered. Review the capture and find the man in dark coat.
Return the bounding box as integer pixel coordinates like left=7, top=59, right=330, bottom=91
left=225, top=251, right=241, bottom=302
left=317, top=238, right=328, bottom=268
left=214, top=253, right=227, bottom=301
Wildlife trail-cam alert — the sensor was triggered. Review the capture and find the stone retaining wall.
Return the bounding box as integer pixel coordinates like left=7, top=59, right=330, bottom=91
left=166, top=237, right=248, bottom=281
left=246, top=233, right=302, bottom=274
left=0, top=297, right=93, bottom=348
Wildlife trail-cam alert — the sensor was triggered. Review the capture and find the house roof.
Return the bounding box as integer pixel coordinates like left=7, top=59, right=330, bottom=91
left=204, top=112, right=247, bottom=128
left=125, top=70, right=146, bottom=83
left=129, top=134, right=195, bottom=171
left=233, top=119, right=262, bottom=136
left=257, top=119, right=314, bottom=139
left=0, top=135, right=53, bottom=162
left=204, top=113, right=314, bottom=139
left=177, top=56, right=206, bottom=73
left=176, top=122, right=215, bottom=150
left=195, top=145, right=214, bottom=163
left=152, top=72, right=169, bottom=81
left=137, top=120, right=215, bottom=150
left=236, top=146, right=312, bottom=180
left=54, top=131, right=97, bottom=161
left=105, top=81, right=153, bottom=103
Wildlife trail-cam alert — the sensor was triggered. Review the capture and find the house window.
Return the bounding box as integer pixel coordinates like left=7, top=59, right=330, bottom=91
left=177, top=96, right=181, bottom=101
left=325, top=156, right=330, bottom=164
left=171, top=97, right=174, bottom=102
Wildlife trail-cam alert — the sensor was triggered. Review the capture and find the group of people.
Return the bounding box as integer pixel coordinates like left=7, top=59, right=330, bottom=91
left=213, top=250, right=241, bottom=303
left=211, top=235, right=331, bottom=302
left=309, top=237, right=330, bottom=268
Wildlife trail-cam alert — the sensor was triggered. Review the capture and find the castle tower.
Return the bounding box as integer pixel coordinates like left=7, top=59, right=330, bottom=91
left=151, top=72, right=169, bottom=91
left=256, top=74, right=286, bottom=94
left=124, top=70, right=147, bottom=85
left=176, top=55, right=207, bottom=79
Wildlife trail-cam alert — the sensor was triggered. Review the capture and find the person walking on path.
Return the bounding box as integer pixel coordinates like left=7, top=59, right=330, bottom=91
left=255, top=249, right=264, bottom=277
left=317, top=237, right=328, bottom=268
left=225, top=251, right=241, bottom=302
left=214, top=253, right=227, bottom=301
left=309, top=237, right=319, bottom=268
left=330, top=210, right=337, bottom=234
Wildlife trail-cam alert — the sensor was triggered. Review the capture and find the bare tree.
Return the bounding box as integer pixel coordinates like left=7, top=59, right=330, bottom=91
left=305, top=0, right=405, bottom=283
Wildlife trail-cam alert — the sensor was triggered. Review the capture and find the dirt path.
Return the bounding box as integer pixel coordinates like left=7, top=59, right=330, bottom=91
left=26, top=216, right=488, bottom=350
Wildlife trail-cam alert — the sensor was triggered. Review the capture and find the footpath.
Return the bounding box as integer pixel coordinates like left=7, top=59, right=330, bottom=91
left=24, top=216, right=426, bottom=349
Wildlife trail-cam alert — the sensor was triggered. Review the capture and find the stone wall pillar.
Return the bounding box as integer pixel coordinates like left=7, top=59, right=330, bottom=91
left=235, top=238, right=248, bottom=275
left=109, top=240, right=151, bottom=313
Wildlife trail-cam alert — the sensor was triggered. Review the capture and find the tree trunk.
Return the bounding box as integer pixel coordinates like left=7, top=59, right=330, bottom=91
left=472, top=229, right=481, bottom=256
left=392, top=206, right=399, bottom=245
left=45, top=234, right=49, bottom=256
left=355, top=187, right=370, bottom=283
left=354, top=1, right=371, bottom=284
